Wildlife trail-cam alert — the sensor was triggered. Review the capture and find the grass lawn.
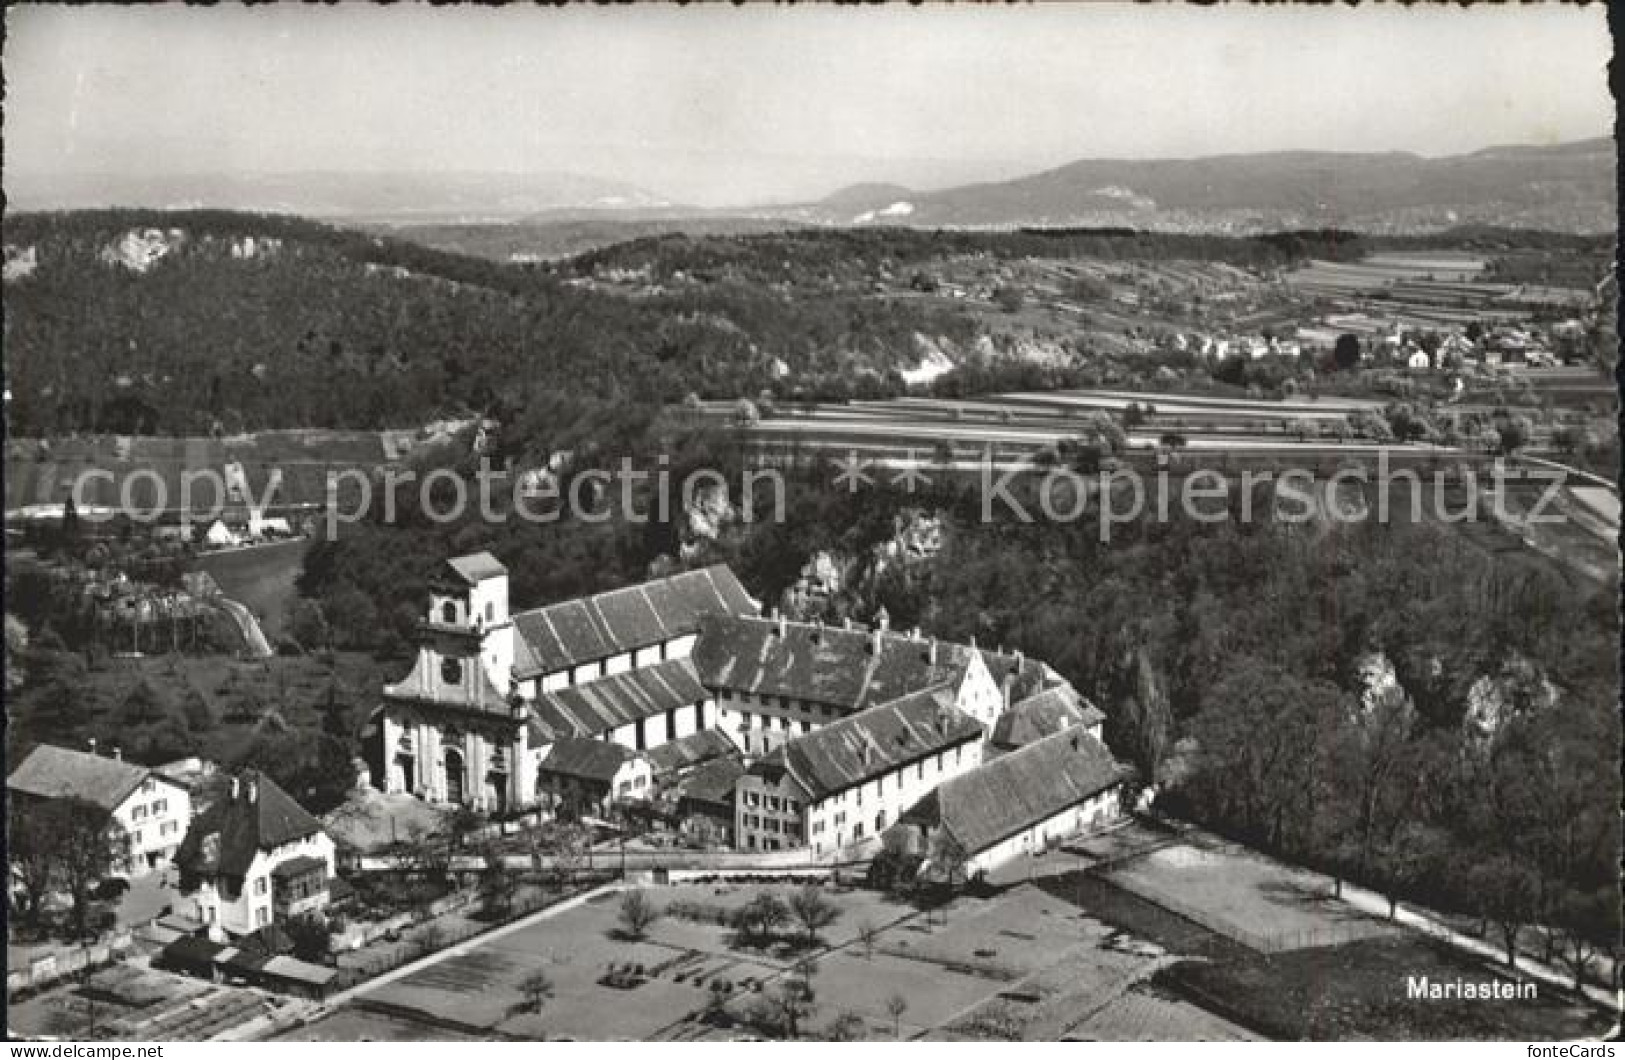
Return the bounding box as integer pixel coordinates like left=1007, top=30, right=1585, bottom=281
left=1159, top=934, right=1613, bottom=1041
left=1104, top=836, right=1399, bottom=953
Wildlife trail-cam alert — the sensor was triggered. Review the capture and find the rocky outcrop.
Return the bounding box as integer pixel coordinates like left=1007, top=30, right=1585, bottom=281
left=100, top=228, right=186, bottom=273
left=3, top=245, right=38, bottom=282
left=678, top=481, right=740, bottom=562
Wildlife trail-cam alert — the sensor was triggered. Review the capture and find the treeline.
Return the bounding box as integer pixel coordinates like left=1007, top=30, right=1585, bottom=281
left=6, top=211, right=982, bottom=435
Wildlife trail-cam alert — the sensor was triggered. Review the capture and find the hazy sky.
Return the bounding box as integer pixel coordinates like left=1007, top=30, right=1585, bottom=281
left=5, top=3, right=1613, bottom=207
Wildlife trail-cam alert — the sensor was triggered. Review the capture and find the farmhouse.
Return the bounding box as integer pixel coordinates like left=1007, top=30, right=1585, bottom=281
left=734, top=684, right=985, bottom=855
left=892, top=725, right=1129, bottom=882
left=174, top=771, right=335, bottom=941
left=7, top=743, right=194, bottom=876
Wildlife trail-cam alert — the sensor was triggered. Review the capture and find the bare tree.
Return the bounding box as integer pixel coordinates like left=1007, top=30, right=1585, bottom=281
left=789, top=884, right=840, bottom=943
left=856, top=919, right=879, bottom=960
left=518, top=968, right=555, bottom=1014
left=885, top=992, right=909, bottom=1039
left=824, top=1011, right=866, bottom=1041
left=617, top=888, right=662, bottom=940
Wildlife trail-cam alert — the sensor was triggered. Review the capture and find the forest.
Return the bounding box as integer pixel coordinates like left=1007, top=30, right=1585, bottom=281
left=16, top=210, right=1601, bottom=437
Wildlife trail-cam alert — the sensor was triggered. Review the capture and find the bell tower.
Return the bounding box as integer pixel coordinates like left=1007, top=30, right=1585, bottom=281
left=428, top=552, right=514, bottom=689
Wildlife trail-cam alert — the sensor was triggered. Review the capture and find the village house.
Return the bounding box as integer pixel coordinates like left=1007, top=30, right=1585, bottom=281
left=891, top=725, right=1129, bottom=883
left=671, top=755, right=749, bottom=846
left=734, top=685, right=985, bottom=856
left=533, top=737, right=653, bottom=820
left=173, top=771, right=335, bottom=941
left=7, top=743, right=194, bottom=876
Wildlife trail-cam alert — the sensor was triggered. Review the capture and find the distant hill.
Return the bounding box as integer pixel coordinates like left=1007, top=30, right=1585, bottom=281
left=2, top=170, right=677, bottom=223
left=806, top=138, right=1615, bottom=233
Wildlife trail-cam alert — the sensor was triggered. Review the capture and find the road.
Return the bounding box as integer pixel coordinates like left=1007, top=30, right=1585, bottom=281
left=217, top=597, right=273, bottom=658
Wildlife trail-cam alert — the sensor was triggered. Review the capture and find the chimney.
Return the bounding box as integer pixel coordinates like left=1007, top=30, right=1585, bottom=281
left=928, top=639, right=939, bottom=666
left=776, top=611, right=787, bottom=639
left=842, top=616, right=852, bottom=631
left=1014, top=649, right=1024, bottom=669
left=246, top=777, right=258, bottom=803
left=1001, top=674, right=1015, bottom=712
left=875, top=607, right=890, bottom=632
left=112, top=747, right=122, bottom=761
left=910, top=626, right=921, bottom=641
left=88, top=737, right=98, bottom=755
left=229, top=776, right=240, bottom=800
left=870, top=627, right=883, bottom=656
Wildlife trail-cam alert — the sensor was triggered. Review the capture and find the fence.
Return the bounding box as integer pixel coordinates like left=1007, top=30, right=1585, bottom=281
left=6, top=930, right=138, bottom=997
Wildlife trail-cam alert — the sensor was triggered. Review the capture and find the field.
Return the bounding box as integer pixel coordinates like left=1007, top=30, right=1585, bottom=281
left=1161, top=935, right=1614, bottom=1040
left=1284, top=252, right=1592, bottom=328
left=3, top=430, right=393, bottom=515
left=1103, top=836, right=1400, bottom=953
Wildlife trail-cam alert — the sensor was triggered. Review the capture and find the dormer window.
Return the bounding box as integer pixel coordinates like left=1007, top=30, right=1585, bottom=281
left=442, top=601, right=459, bottom=624
left=485, top=601, right=494, bottom=622
left=442, top=658, right=463, bottom=685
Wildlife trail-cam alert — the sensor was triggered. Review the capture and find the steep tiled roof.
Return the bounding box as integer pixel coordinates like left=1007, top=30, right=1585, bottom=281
left=530, top=658, right=708, bottom=739
left=676, top=755, right=748, bottom=807
left=7, top=744, right=172, bottom=812
left=753, top=684, right=982, bottom=802
left=991, top=685, right=1105, bottom=750
left=445, top=552, right=507, bottom=584
left=692, top=616, right=974, bottom=711
left=383, top=648, right=514, bottom=716
left=537, top=737, right=638, bottom=784
left=512, top=565, right=756, bottom=678
left=175, top=772, right=326, bottom=879
left=902, top=726, right=1127, bottom=856
left=645, top=727, right=739, bottom=779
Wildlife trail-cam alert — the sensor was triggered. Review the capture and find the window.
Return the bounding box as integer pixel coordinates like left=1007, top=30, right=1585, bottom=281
left=485, top=601, right=494, bottom=622
left=442, top=601, right=458, bottom=624
left=441, top=658, right=463, bottom=685
left=256, top=907, right=270, bottom=927
left=255, top=877, right=268, bottom=896
left=153, top=799, right=168, bottom=815
left=132, top=805, right=148, bottom=821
